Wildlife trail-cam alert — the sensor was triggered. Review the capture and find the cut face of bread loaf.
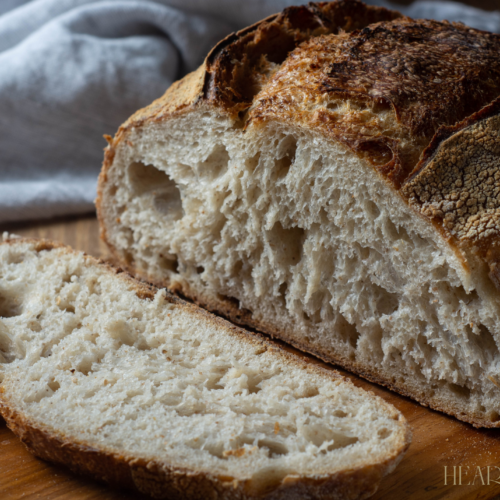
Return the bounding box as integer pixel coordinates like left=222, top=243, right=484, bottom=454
left=0, top=237, right=410, bottom=499
left=97, top=0, right=500, bottom=427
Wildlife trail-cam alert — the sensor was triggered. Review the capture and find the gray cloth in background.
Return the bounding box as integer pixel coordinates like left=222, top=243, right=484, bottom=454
left=1, top=0, right=499, bottom=224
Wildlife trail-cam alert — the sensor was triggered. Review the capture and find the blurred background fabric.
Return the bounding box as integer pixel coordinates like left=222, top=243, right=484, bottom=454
left=1, top=0, right=499, bottom=224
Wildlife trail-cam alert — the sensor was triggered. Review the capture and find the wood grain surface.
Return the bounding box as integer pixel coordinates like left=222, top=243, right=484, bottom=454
left=2, top=214, right=500, bottom=500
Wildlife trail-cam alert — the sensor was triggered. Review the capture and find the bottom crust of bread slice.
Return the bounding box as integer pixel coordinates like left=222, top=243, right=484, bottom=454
left=0, top=238, right=409, bottom=500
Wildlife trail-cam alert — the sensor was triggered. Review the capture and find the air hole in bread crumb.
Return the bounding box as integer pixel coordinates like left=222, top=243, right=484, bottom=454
left=245, top=153, right=260, bottom=172
left=297, top=386, right=319, bottom=398
left=302, top=424, right=358, bottom=450
left=248, top=185, right=263, bottom=208
left=48, top=380, right=60, bottom=393
left=59, top=302, right=75, bottom=314
left=24, top=386, right=56, bottom=403
left=249, top=467, right=292, bottom=495
left=278, top=282, right=288, bottom=306
left=206, top=365, right=230, bottom=390
left=320, top=438, right=358, bottom=454
left=397, top=225, right=412, bottom=243
left=203, top=442, right=225, bottom=458
left=336, top=314, right=360, bottom=350
left=333, top=409, right=348, bottom=418
left=6, top=252, right=25, bottom=265
left=378, top=428, right=392, bottom=439
left=232, top=260, right=244, bottom=276
left=28, top=320, right=42, bottom=332
left=84, top=388, right=98, bottom=399
left=126, top=389, right=143, bottom=400
left=385, top=219, right=404, bottom=242
left=488, top=410, right=500, bottom=423
left=76, top=363, right=91, bottom=376
left=75, top=353, right=103, bottom=376
left=275, top=155, right=293, bottom=179
left=107, top=320, right=136, bottom=347
left=0, top=323, right=14, bottom=363
left=159, top=394, right=182, bottom=406
left=448, top=383, right=471, bottom=399
left=475, top=324, right=499, bottom=359
left=303, top=308, right=322, bottom=324
left=267, top=222, right=304, bottom=266
left=452, top=286, right=479, bottom=305
left=374, top=285, right=399, bottom=316
left=153, top=188, right=184, bottom=220
left=196, top=144, right=230, bottom=181
left=86, top=278, right=102, bottom=296
left=364, top=200, right=380, bottom=220
left=247, top=374, right=264, bottom=394
left=0, top=292, right=22, bottom=318
left=258, top=439, right=288, bottom=457
left=129, top=162, right=176, bottom=196
left=275, top=137, right=296, bottom=179
left=159, top=255, right=178, bottom=273
left=41, top=343, right=56, bottom=358
left=323, top=435, right=359, bottom=452
left=136, top=339, right=153, bottom=351
left=359, top=246, right=370, bottom=260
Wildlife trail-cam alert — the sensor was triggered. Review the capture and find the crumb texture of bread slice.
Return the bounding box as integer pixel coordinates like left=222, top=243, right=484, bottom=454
left=0, top=238, right=410, bottom=499
left=96, top=1, right=500, bottom=428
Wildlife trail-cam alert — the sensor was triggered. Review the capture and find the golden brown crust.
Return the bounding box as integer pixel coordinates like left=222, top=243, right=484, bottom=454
left=250, top=18, right=500, bottom=188
left=402, top=97, right=500, bottom=290
left=103, top=0, right=402, bottom=136
left=203, top=0, right=402, bottom=115
left=0, top=237, right=410, bottom=500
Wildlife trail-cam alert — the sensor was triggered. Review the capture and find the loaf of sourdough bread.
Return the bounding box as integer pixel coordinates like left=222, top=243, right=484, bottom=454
left=97, top=0, right=500, bottom=427
left=0, top=237, right=410, bottom=499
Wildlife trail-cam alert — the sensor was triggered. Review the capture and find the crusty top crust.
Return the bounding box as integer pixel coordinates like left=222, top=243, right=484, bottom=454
left=249, top=18, right=500, bottom=187
left=111, top=0, right=402, bottom=132
left=402, top=97, right=500, bottom=288
left=203, top=0, right=402, bottom=114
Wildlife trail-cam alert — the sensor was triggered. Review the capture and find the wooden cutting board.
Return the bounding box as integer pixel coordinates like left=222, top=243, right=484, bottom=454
left=2, top=214, right=500, bottom=500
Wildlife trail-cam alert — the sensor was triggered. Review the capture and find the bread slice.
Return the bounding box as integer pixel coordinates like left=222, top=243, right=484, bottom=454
left=0, top=236, right=410, bottom=499
left=96, top=0, right=500, bottom=427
